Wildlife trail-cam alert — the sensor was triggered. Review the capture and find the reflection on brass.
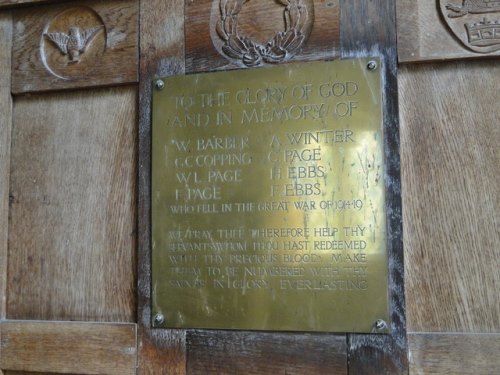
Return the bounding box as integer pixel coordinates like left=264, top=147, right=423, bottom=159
left=152, top=59, right=389, bottom=333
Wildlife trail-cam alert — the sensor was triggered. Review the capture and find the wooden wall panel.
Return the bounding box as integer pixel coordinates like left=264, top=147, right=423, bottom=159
left=7, top=87, right=137, bottom=322
left=341, top=0, right=408, bottom=373
left=396, top=0, right=500, bottom=63
left=0, top=11, right=12, bottom=322
left=187, top=331, right=347, bottom=375
left=0, top=321, right=136, bottom=374
left=400, top=61, right=500, bottom=332
left=12, top=0, right=138, bottom=94
left=0, top=11, right=12, bottom=375
left=0, top=0, right=63, bottom=8
left=138, top=1, right=186, bottom=373
left=408, top=333, right=500, bottom=375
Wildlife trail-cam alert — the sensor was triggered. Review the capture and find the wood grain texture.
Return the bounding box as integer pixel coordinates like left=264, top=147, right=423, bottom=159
left=7, top=87, right=137, bottom=322
left=0, top=0, right=64, bottom=9
left=185, top=0, right=340, bottom=73
left=0, top=11, right=12, bottom=322
left=138, top=1, right=186, bottom=373
left=396, top=0, right=500, bottom=63
left=12, top=0, right=138, bottom=94
left=187, top=330, right=347, bottom=375
left=0, top=12, right=10, bottom=373
left=342, top=0, right=408, bottom=373
left=0, top=320, right=136, bottom=374
left=400, top=61, right=500, bottom=333
left=408, top=333, right=500, bottom=375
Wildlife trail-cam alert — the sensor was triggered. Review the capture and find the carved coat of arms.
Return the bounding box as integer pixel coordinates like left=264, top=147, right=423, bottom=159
left=439, top=0, right=500, bottom=53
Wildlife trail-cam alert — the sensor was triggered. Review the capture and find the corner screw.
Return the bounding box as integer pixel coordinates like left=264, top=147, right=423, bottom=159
left=374, top=319, right=387, bottom=330
left=153, top=313, right=165, bottom=326
left=155, top=79, right=165, bottom=90
left=367, top=60, right=378, bottom=71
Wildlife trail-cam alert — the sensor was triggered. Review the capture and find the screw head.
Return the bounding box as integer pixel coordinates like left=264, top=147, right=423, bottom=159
left=155, top=79, right=165, bottom=90
left=153, top=313, right=165, bottom=326
left=367, top=60, right=378, bottom=71
left=374, top=319, right=387, bottom=330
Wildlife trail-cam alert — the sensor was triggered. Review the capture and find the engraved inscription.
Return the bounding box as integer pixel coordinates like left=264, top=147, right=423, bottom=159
left=440, top=0, right=500, bottom=53
left=212, top=0, right=313, bottom=67
left=41, top=6, right=106, bottom=79
left=152, top=60, right=389, bottom=333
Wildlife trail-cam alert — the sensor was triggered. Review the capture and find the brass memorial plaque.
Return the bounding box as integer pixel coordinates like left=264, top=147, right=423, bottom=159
left=152, top=59, right=389, bottom=332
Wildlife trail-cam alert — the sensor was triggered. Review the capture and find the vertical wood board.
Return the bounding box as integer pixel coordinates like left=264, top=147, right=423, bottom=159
left=7, top=87, right=137, bottom=322
left=400, top=61, right=500, bottom=332
left=11, top=0, right=138, bottom=93
left=341, top=0, right=408, bottom=373
left=0, top=321, right=137, bottom=374
left=0, top=12, right=12, bottom=375
left=0, top=11, right=12, bottom=322
left=137, top=1, right=186, bottom=373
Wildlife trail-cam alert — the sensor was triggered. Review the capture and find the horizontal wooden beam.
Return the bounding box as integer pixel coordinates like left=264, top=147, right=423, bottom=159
left=408, top=332, right=500, bottom=375
left=0, top=320, right=137, bottom=374
left=186, top=330, right=347, bottom=375
left=0, top=0, right=64, bottom=9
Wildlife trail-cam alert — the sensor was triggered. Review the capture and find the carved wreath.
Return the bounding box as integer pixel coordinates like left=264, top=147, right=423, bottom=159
left=216, top=0, right=309, bottom=67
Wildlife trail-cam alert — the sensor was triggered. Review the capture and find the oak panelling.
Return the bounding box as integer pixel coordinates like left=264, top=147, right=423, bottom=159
left=0, top=0, right=64, bottom=9
left=138, top=1, right=186, bottom=373
left=408, top=333, right=500, bottom=375
left=0, top=13, right=10, bottom=375
left=341, top=0, right=408, bottom=373
left=7, top=87, right=137, bottom=322
left=11, top=0, right=138, bottom=94
left=400, top=61, right=500, bottom=332
left=185, top=0, right=340, bottom=73
left=0, top=321, right=136, bottom=374
left=186, top=330, right=347, bottom=375
left=0, top=12, right=12, bottom=322
left=396, top=0, right=500, bottom=63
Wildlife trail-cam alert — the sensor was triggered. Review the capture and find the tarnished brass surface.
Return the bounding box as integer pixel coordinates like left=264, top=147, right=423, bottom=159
left=152, top=59, right=389, bottom=332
